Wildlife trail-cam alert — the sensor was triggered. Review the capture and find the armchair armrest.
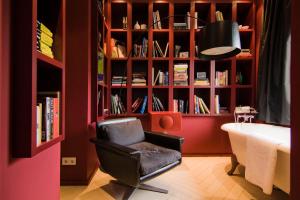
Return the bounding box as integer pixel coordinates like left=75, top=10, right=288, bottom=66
left=90, top=138, right=141, bottom=186
left=144, top=131, right=184, bottom=152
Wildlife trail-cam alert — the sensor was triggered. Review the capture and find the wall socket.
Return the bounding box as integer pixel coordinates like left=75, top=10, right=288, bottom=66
left=62, top=157, right=76, bottom=166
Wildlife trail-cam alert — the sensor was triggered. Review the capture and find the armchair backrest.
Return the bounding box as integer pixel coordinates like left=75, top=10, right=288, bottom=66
left=97, top=118, right=145, bottom=146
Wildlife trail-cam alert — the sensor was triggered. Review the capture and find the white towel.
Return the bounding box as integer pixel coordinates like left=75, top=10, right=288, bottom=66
left=245, top=133, right=277, bottom=194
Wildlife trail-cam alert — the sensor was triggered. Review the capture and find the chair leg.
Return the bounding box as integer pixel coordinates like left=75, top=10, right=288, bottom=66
left=109, top=180, right=136, bottom=200
left=138, top=183, right=168, bottom=194
left=227, top=154, right=239, bottom=175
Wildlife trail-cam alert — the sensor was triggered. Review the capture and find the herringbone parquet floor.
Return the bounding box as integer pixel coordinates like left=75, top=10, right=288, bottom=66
left=60, top=157, right=289, bottom=200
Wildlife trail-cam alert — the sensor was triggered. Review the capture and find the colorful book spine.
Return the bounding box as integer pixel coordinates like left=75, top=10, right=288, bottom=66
left=140, top=96, right=148, bottom=114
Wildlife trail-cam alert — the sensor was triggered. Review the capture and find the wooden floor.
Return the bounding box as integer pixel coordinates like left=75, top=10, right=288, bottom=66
left=60, top=157, right=289, bottom=200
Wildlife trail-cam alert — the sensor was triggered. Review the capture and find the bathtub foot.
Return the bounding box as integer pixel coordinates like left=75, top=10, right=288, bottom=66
left=227, top=154, right=239, bottom=175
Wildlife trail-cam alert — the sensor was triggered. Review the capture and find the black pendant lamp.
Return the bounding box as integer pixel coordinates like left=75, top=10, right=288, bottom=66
left=198, top=21, right=241, bottom=60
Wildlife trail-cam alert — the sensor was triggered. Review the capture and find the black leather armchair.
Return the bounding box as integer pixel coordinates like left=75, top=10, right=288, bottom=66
left=90, top=117, right=184, bottom=197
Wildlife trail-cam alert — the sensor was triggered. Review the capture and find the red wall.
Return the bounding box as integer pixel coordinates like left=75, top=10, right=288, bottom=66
left=0, top=1, right=61, bottom=199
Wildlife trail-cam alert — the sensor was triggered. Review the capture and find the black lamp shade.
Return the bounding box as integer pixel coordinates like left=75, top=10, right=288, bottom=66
left=198, top=21, right=241, bottom=60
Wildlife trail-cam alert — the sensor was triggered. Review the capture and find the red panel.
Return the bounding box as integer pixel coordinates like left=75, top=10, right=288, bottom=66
left=291, top=0, right=300, bottom=198
left=1, top=0, right=61, bottom=199
left=144, top=116, right=233, bottom=154
left=149, top=111, right=182, bottom=132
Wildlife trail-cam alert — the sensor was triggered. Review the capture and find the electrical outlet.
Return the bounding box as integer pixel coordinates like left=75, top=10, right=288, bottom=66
left=62, top=157, right=76, bottom=166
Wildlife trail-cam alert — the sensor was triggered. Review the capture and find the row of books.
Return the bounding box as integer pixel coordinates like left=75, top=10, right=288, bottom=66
left=152, top=68, right=168, bottom=86
left=132, top=96, right=148, bottom=113
left=173, top=99, right=188, bottom=113
left=111, top=38, right=127, bottom=58
left=133, top=37, right=148, bottom=57
left=111, top=94, right=126, bottom=114
left=174, top=63, right=188, bottom=86
left=153, top=95, right=165, bottom=111
left=37, top=21, right=54, bottom=58
left=194, top=95, right=210, bottom=114
left=36, top=91, right=60, bottom=146
left=112, top=76, right=127, bottom=86
left=215, top=70, right=229, bottom=86
left=132, top=72, right=146, bottom=86
left=153, top=41, right=169, bottom=57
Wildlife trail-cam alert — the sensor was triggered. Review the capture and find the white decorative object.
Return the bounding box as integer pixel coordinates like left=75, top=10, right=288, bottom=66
left=134, top=21, right=140, bottom=30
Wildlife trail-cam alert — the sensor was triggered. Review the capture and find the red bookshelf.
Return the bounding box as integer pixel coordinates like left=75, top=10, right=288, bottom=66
left=11, top=0, right=66, bottom=157
left=95, top=0, right=256, bottom=118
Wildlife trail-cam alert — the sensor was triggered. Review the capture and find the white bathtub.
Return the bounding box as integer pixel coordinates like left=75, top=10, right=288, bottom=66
left=221, top=123, right=290, bottom=194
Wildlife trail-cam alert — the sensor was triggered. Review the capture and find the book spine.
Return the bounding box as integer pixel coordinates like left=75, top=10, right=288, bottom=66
left=46, top=97, right=51, bottom=141
left=53, top=98, right=59, bottom=138
left=140, top=96, right=148, bottom=114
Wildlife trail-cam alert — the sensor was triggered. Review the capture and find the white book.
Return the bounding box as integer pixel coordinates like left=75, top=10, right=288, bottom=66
left=194, top=12, right=198, bottom=29
left=215, top=95, right=220, bottom=114
left=152, top=67, right=154, bottom=85
left=164, top=42, right=169, bottom=57
left=153, top=69, right=160, bottom=85
left=159, top=71, right=164, bottom=85
left=187, top=12, right=190, bottom=29
left=36, top=103, right=42, bottom=146
left=156, top=10, right=161, bottom=29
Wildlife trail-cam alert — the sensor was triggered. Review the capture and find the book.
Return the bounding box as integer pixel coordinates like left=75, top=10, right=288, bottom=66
left=186, top=12, right=191, bottom=29
left=200, top=98, right=210, bottom=114
left=37, top=31, right=53, bottom=47
left=158, top=71, right=164, bottom=85
left=53, top=98, right=60, bottom=138
left=140, top=96, right=148, bottom=114
left=36, top=103, right=42, bottom=146
left=132, top=97, right=143, bottom=113
left=37, top=20, right=53, bottom=37
left=194, top=12, right=198, bottom=29
left=164, top=42, right=169, bottom=57
left=153, top=69, right=160, bottom=85
left=174, top=45, right=181, bottom=57
left=215, top=95, right=220, bottom=114
left=156, top=10, right=162, bottom=29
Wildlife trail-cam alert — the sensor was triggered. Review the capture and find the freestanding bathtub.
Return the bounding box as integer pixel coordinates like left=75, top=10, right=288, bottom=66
left=221, top=123, right=290, bottom=194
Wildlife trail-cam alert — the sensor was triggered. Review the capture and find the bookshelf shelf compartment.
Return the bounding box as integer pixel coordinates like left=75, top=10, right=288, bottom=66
left=37, top=51, right=64, bottom=69
left=12, top=0, right=65, bottom=158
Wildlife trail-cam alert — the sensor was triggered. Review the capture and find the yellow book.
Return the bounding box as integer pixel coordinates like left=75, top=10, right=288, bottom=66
left=37, top=21, right=53, bottom=37
left=38, top=49, right=54, bottom=58
left=36, top=103, right=42, bottom=146
left=37, top=32, right=53, bottom=47
left=37, top=41, right=52, bottom=52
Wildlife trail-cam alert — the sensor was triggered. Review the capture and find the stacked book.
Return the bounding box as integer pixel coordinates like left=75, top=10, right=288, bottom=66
left=111, top=94, right=126, bottom=114
left=194, top=72, right=210, bottom=86
left=132, top=72, right=146, bottom=86
left=132, top=96, right=147, bottom=114
left=36, top=91, right=60, bottom=146
left=174, top=63, right=188, bottom=86
left=152, top=95, right=165, bottom=111
left=111, top=76, right=127, bottom=86
left=133, top=37, right=148, bottom=58
left=194, top=95, right=210, bottom=114
left=215, top=70, right=229, bottom=86
left=37, top=21, right=54, bottom=58
left=173, top=99, right=188, bottom=113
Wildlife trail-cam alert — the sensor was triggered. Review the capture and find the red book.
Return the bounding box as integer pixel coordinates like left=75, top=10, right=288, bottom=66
left=53, top=97, right=60, bottom=138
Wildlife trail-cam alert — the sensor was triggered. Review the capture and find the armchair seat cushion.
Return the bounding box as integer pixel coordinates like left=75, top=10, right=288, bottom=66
left=128, top=142, right=181, bottom=176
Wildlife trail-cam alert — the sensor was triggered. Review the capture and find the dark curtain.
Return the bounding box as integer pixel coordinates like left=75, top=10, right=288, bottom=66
left=257, top=0, right=291, bottom=125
